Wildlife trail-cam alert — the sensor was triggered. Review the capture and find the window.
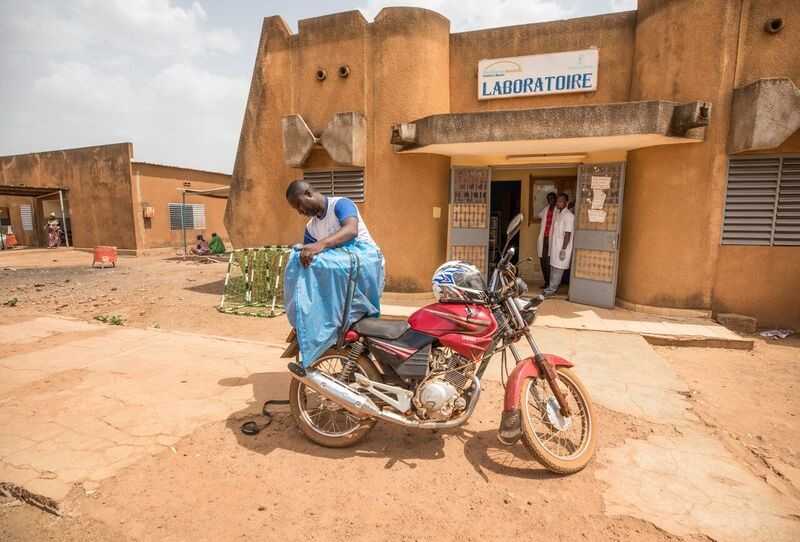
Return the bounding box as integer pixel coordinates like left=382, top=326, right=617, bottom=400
left=721, top=156, right=800, bottom=246
left=20, top=205, right=33, bottom=231
left=303, top=169, right=365, bottom=202
left=168, top=203, right=206, bottom=230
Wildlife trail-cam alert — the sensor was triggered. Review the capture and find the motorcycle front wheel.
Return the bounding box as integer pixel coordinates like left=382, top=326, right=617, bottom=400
left=519, top=367, right=596, bottom=474
left=289, top=349, right=380, bottom=448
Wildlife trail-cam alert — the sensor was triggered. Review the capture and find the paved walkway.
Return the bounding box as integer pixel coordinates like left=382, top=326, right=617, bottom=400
left=0, top=316, right=795, bottom=541
left=383, top=298, right=752, bottom=349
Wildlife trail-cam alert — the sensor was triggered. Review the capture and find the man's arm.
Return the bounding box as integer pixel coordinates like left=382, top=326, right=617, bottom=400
left=300, top=218, right=357, bottom=266
left=558, top=213, right=574, bottom=260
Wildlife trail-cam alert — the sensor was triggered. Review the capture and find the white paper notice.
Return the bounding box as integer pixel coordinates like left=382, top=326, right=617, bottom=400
left=591, top=189, right=606, bottom=209
left=588, top=209, right=607, bottom=223
left=591, top=176, right=611, bottom=190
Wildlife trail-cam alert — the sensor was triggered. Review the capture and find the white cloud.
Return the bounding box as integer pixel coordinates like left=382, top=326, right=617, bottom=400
left=361, top=0, right=573, bottom=31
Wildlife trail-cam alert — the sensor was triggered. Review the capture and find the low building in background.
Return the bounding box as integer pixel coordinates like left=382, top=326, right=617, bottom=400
left=0, top=143, right=230, bottom=253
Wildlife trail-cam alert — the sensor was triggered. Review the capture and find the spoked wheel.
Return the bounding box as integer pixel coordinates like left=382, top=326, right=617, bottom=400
left=289, top=349, right=380, bottom=448
left=519, top=367, right=596, bottom=474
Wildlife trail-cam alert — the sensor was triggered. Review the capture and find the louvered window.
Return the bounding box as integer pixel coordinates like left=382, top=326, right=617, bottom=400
left=303, top=169, right=365, bottom=202
left=168, top=203, right=206, bottom=230
left=722, top=156, right=800, bottom=246
left=20, top=205, right=33, bottom=231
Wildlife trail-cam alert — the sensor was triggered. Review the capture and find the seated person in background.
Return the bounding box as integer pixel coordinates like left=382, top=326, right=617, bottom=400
left=191, top=234, right=210, bottom=256
left=208, top=232, right=225, bottom=254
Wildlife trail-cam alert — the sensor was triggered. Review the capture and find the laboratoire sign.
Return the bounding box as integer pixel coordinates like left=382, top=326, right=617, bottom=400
left=478, top=49, right=598, bottom=100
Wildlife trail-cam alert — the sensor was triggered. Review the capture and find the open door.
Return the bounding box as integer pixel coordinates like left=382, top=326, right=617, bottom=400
left=447, top=167, right=491, bottom=277
left=569, top=162, right=625, bottom=308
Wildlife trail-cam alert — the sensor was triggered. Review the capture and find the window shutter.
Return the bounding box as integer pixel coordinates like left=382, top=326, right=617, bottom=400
left=303, top=169, right=365, bottom=202
left=169, top=203, right=202, bottom=230
left=20, top=205, right=34, bottom=231
left=721, top=158, right=780, bottom=245
left=774, top=158, right=800, bottom=246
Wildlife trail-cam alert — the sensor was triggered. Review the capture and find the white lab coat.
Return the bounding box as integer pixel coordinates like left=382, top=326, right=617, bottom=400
left=536, top=205, right=556, bottom=257
left=548, top=208, right=575, bottom=269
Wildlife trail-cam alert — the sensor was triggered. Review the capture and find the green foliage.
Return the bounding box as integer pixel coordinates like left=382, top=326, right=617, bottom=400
left=219, top=247, right=291, bottom=318
left=94, top=314, right=124, bottom=326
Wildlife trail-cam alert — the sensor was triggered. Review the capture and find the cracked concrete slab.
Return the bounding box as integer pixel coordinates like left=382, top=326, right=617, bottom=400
left=0, top=316, right=288, bottom=503
left=596, top=430, right=800, bottom=542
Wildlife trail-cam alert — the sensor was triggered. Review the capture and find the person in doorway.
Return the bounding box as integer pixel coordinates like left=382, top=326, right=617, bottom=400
left=46, top=213, right=61, bottom=248
left=537, top=192, right=557, bottom=288
left=543, top=193, right=574, bottom=296
left=191, top=234, right=210, bottom=256
left=208, top=232, right=225, bottom=254
left=285, top=180, right=379, bottom=267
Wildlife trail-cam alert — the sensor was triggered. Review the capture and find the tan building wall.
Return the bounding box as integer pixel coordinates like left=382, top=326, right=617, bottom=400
left=228, top=9, right=452, bottom=291
left=229, top=3, right=800, bottom=327
left=449, top=11, right=636, bottom=113
left=131, top=162, right=230, bottom=250
left=0, top=196, right=36, bottom=246
left=0, top=143, right=138, bottom=250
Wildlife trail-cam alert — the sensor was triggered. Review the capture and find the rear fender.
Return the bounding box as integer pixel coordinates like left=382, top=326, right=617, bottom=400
left=497, top=354, right=574, bottom=445
left=503, top=354, right=574, bottom=412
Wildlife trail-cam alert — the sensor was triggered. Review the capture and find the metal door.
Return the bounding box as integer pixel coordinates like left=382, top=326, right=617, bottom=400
left=568, top=162, right=626, bottom=308
left=447, top=167, right=491, bottom=277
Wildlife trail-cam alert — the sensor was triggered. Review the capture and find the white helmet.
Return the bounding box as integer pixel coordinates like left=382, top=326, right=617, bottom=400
left=432, top=261, right=487, bottom=303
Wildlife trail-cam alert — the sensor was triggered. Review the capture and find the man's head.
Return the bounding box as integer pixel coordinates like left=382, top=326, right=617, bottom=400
left=211, top=232, right=219, bottom=238
left=556, top=193, right=569, bottom=210
left=546, top=192, right=557, bottom=207
left=196, top=234, right=204, bottom=241
left=286, top=180, right=325, bottom=217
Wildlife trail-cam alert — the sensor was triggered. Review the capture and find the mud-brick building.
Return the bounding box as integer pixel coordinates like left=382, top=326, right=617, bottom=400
left=0, top=143, right=230, bottom=252
left=227, top=1, right=800, bottom=328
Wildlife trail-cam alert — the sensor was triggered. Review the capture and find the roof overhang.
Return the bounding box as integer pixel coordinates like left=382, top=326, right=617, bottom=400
left=728, top=78, right=800, bottom=154
left=178, top=186, right=229, bottom=199
left=391, top=100, right=710, bottom=157
left=0, top=185, right=68, bottom=198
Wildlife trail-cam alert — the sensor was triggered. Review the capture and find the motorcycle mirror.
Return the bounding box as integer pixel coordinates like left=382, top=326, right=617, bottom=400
left=506, top=213, right=523, bottom=238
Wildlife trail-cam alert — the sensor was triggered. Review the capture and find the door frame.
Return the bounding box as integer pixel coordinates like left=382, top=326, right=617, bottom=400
left=447, top=166, right=492, bottom=277
left=568, top=161, right=626, bottom=308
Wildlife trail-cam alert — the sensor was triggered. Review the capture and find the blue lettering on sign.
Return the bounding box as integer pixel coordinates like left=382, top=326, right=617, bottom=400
left=481, top=71, right=595, bottom=97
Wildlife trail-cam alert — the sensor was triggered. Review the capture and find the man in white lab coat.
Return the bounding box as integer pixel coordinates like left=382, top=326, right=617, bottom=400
left=536, top=192, right=557, bottom=288
left=543, top=193, right=574, bottom=296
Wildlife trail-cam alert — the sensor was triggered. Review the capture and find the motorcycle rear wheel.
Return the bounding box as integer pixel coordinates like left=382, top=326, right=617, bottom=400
left=289, top=349, right=380, bottom=448
left=519, top=367, right=596, bottom=474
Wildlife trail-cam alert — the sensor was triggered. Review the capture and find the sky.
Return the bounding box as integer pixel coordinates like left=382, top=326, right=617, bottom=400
left=0, top=0, right=636, bottom=173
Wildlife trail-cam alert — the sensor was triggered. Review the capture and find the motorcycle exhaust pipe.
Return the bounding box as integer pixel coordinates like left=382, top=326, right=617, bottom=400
left=289, top=363, right=482, bottom=430
left=288, top=363, right=382, bottom=419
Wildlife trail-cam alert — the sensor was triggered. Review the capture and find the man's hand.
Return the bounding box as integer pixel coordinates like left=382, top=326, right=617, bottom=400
left=559, top=249, right=566, bottom=261
left=300, top=242, right=324, bottom=267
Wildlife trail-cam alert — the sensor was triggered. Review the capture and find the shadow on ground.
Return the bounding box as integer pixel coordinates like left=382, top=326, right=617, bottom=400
left=219, top=371, right=561, bottom=482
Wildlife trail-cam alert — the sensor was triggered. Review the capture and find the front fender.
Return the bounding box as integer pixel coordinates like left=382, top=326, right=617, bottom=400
left=497, top=354, right=574, bottom=445
left=503, top=354, right=574, bottom=412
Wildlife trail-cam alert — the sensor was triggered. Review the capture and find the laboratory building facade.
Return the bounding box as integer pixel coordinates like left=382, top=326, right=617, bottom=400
left=227, top=1, right=800, bottom=328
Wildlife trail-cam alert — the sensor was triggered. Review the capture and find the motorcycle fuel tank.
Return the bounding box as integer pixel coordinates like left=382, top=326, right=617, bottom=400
left=408, top=303, right=497, bottom=361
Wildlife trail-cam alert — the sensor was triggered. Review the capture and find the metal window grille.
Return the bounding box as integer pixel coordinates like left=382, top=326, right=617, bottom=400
left=721, top=156, right=800, bottom=246
left=20, top=204, right=33, bottom=231
left=303, top=169, right=365, bottom=202
left=168, top=203, right=206, bottom=230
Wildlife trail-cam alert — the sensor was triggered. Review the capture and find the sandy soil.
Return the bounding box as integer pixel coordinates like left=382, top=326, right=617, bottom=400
left=656, top=337, right=800, bottom=498
left=1, top=247, right=797, bottom=541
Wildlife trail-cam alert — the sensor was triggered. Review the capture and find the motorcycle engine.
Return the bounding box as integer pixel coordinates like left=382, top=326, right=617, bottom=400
left=413, top=348, right=474, bottom=421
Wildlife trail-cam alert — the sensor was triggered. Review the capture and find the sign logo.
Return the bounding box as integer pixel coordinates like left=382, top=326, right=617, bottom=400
left=478, top=49, right=598, bottom=100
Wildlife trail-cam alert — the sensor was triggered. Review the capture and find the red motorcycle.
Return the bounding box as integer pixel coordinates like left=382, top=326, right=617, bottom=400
left=284, top=214, right=596, bottom=474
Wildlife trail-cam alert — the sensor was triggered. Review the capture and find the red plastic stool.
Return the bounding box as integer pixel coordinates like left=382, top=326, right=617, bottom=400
left=92, top=246, right=118, bottom=268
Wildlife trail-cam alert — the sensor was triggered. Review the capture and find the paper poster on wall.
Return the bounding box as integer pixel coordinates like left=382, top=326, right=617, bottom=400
left=588, top=209, right=607, bottom=223
left=591, top=189, right=606, bottom=209
left=590, top=176, right=611, bottom=190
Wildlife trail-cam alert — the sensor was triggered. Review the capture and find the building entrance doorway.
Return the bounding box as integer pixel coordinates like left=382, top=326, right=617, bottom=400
left=489, top=180, right=521, bottom=273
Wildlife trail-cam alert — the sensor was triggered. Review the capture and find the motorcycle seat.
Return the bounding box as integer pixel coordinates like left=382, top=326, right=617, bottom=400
left=352, top=317, right=410, bottom=340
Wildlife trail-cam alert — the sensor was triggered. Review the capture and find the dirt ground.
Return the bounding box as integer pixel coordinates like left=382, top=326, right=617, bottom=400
left=1, top=248, right=798, bottom=541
